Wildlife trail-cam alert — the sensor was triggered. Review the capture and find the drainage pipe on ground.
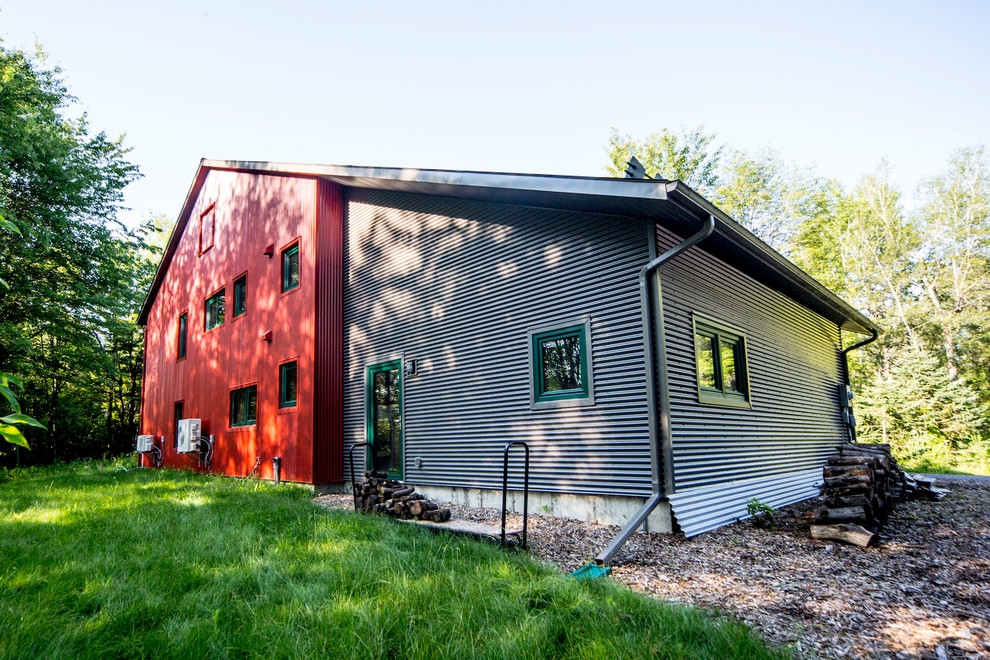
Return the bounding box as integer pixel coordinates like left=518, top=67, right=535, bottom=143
left=594, top=214, right=715, bottom=566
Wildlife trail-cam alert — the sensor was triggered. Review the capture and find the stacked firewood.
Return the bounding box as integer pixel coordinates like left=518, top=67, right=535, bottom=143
left=811, top=443, right=949, bottom=547
left=353, top=471, right=452, bottom=523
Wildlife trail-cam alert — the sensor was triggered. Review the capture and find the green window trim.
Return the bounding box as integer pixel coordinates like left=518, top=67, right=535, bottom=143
left=693, top=315, right=752, bottom=409
left=365, top=360, right=403, bottom=480
left=281, top=243, right=300, bottom=292
left=204, top=289, right=225, bottom=331
left=529, top=319, right=595, bottom=409
left=279, top=361, right=297, bottom=408
left=233, top=275, right=247, bottom=317
left=177, top=313, right=187, bottom=359
left=229, top=385, right=258, bottom=427
left=199, top=205, right=215, bottom=254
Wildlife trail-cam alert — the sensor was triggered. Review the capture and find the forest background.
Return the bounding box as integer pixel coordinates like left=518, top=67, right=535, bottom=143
left=2, top=43, right=988, bottom=474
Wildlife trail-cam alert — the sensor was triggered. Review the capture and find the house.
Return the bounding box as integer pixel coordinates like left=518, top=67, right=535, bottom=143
left=138, top=159, right=880, bottom=545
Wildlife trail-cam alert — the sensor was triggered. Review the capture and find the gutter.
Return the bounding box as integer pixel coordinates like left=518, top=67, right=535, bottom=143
left=594, top=214, right=715, bottom=566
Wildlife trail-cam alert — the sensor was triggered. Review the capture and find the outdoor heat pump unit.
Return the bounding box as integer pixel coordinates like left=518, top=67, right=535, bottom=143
left=176, top=418, right=202, bottom=454
left=135, top=435, right=154, bottom=453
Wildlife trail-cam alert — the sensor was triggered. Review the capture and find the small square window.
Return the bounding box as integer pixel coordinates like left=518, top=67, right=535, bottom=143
left=529, top=319, right=594, bottom=409
left=177, top=313, right=187, bottom=359
left=279, top=361, right=297, bottom=408
left=230, top=385, right=258, bottom=427
left=693, top=317, right=750, bottom=408
left=281, top=243, right=300, bottom=292
left=199, top=205, right=215, bottom=254
left=205, top=289, right=225, bottom=331
left=233, top=275, right=247, bottom=317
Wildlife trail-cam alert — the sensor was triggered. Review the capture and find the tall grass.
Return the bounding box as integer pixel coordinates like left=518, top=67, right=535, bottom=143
left=0, top=460, right=785, bottom=659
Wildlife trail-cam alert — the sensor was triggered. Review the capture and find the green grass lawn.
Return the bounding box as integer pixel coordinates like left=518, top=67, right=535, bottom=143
left=0, top=460, right=786, bottom=659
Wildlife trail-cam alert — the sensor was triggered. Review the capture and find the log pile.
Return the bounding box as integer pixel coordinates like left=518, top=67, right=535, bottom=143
left=353, top=471, right=452, bottom=523
left=811, top=443, right=949, bottom=547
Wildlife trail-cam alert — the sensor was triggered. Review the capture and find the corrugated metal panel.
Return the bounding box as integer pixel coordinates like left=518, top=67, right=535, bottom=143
left=667, top=468, right=821, bottom=537
left=343, top=189, right=654, bottom=496
left=658, top=222, right=845, bottom=496
left=140, top=170, right=318, bottom=483
left=314, top=180, right=344, bottom=484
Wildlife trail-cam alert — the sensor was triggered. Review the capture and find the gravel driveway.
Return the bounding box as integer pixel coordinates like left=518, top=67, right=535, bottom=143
left=315, top=478, right=989, bottom=659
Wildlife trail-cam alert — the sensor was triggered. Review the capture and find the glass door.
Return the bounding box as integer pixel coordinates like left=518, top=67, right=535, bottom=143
left=366, top=360, right=403, bottom=479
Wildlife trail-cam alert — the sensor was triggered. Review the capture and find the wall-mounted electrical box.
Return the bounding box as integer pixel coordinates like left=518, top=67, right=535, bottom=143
left=136, top=435, right=154, bottom=453
left=177, top=418, right=202, bottom=453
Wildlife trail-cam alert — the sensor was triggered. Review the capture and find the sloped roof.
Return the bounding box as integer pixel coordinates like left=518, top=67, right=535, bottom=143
left=138, top=159, right=880, bottom=336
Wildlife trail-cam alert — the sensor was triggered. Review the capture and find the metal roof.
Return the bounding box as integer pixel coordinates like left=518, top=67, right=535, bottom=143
left=137, top=158, right=881, bottom=336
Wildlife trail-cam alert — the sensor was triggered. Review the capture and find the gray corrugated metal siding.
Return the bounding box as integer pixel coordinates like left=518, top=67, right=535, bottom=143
left=657, top=222, right=845, bottom=492
left=667, top=468, right=821, bottom=537
left=343, top=189, right=654, bottom=496
left=657, top=221, right=842, bottom=533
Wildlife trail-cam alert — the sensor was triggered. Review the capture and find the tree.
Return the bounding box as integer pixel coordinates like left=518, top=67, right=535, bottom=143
left=915, top=146, right=990, bottom=383
left=714, top=149, right=841, bottom=255
left=0, top=42, right=142, bottom=465
left=606, top=126, right=724, bottom=197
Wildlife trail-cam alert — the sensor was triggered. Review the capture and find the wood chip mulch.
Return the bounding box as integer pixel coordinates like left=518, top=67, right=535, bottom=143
left=314, top=480, right=990, bottom=659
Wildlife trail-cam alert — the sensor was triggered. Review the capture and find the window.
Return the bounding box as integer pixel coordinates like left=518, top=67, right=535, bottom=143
left=694, top=317, right=750, bottom=407
left=230, top=385, right=258, bottom=427
left=177, top=313, right=187, bottom=359
left=281, top=242, right=300, bottom=292
left=204, top=289, right=225, bottom=331
left=529, top=319, right=594, bottom=408
left=233, top=275, right=247, bottom=317
left=199, top=205, right=215, bottom=254
left=279, top=361, right=297, bottom=408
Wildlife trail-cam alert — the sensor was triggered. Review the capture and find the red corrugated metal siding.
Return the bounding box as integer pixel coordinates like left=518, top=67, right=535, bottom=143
left=142, top=170, right=317, bottom=483
left=313, top=179, right=344, bottom=484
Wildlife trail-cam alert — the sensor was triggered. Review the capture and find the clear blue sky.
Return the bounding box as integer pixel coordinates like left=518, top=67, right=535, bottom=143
left=2, top=0, right=988, bottom=227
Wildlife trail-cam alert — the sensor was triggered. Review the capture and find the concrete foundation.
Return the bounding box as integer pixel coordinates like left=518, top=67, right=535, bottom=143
left=407, top=484, right=673, bottom=533
left=314, top=481, right=347, bottom=495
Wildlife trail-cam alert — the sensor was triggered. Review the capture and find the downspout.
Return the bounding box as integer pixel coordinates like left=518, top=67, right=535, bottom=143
left=840, top=328, right=879, bottom=442
left=595, top=214, right=715, bottom=566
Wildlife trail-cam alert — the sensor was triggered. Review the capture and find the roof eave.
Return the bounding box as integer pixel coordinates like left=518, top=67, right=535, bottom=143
left=137, top=160, right=881, bottom=338
left=665, top=181, right=882, bottom=336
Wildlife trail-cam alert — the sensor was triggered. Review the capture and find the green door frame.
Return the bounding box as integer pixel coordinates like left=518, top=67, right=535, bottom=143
left=365, top=360, right=403, bottom=480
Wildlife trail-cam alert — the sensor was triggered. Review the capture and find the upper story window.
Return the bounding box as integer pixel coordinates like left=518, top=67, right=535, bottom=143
left=177, top=312, right=187, bottom=359
left=693, top=316, right=751, bottom=408
left=281, top=242, right=300, bottom=292
left=204, top=288, right=225, bottom=331
left=529, top=318, right=595, bottom=409
left=199, top=204, right=215, bottom=254
left=233, top=275, right=247, bottom=317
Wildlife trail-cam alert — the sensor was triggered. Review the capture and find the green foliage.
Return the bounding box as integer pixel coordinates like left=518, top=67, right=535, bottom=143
left=0, top=463, right=786, bottom=659
left=0, top=41, right=147, bottom=466
left=0, top=371, right=44, bottom=449
left=606, top=125, right=724, bottom=197
left=745, top=498, right=777, bottom=530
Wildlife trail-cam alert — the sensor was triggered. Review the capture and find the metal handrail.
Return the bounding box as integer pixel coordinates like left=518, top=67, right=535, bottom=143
left=349, top=442, right=374, bottom=510
left=500, top=440, right=530, bottom=549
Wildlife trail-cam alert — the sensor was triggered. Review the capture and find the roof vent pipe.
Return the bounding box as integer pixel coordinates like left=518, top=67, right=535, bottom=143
left=594, top=214, right=715, bottom=566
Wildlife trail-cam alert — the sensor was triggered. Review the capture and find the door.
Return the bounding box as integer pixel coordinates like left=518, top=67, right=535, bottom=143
left=366, top=360, right=403, bottom=479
